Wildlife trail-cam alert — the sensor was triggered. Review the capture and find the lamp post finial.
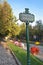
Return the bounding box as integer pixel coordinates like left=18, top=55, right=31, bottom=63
left=25, top=8, right=29, bottom=14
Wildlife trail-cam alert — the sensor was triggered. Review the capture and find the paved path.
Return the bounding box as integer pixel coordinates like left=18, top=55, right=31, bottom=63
left=0, top=45, right=17, bottom=65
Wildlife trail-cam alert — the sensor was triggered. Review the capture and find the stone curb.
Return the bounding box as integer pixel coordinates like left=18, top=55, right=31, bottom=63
left=8, top=47, right=22, bottom=65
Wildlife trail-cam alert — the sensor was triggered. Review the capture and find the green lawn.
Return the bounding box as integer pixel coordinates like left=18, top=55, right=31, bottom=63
left=8, top=42, right=43, bottom=65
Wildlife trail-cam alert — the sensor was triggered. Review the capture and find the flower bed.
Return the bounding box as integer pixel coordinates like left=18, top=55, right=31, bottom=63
left=13, top=41, right=24, bottom=48
left=8, top=42, right=43, bottom=65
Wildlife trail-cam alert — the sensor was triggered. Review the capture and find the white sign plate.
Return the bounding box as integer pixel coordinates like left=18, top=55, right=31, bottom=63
left=19, top=13, right=34, bottom=22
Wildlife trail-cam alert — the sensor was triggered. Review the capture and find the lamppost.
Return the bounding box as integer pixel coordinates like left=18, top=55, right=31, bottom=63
left=19, top=8, right=35, bottom=65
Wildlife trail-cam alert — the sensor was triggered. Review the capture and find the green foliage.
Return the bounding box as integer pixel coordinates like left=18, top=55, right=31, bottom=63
left=19, top=23, right=26, bottom=40
left=33, top=20, right=43, bottom=41
left=18, top=20, right=43, bottom=41
left=10, top=22, right=21, bottom=36
left=18, top=23, right=33, bottom=41
left=0, top=1, right=13, bottom=35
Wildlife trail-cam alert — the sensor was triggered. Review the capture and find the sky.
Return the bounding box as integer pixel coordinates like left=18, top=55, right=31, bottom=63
left=6, top=0, right=43, bottom=25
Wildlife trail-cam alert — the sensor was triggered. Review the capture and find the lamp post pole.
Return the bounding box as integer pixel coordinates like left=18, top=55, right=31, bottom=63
left=26, top=21, right=30, bottom=65
left=25, top=8, right=30, bottom=65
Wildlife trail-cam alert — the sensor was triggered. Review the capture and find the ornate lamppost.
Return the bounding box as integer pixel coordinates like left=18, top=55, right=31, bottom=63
left=19, top=8, right=35, bottom=65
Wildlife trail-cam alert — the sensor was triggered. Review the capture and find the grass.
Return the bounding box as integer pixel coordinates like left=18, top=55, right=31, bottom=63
left=31, top=54, right=43, bottom=65
left=7, top=42, right=43, bottom=65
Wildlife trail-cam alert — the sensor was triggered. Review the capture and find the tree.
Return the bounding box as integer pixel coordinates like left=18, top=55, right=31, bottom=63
left=18, top=23, right=34, bottom=41
left=0, top=1, right=21, bottom=39
left=0, top=4, right=2, bottom=23
left=10, top=22, right=21, bottom=37
left=29, top=25, right=34, bottom=41
left=0, top=1, right=14, bottom=36
left=33, top=20, right=43, bottom=41
left=19, top=23, right=26, bottom=40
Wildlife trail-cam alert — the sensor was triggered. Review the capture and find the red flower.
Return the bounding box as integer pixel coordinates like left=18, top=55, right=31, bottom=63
left=30, top=46, right=39, bottom=55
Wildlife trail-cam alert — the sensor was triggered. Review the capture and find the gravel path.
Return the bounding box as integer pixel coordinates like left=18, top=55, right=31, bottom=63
left=0, top=45, right=17, bottom=65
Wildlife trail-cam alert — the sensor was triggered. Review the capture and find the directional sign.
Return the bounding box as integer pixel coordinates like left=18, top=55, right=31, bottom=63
left=19, top=13, right=34, bottom=22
